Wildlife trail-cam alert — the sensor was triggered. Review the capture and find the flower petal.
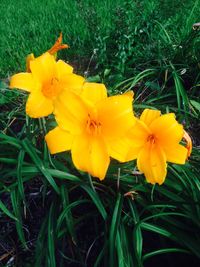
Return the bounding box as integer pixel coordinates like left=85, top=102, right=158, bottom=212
left=150, top=113, right=184, bottom=146
left=61, top=73, right=85, bottom=95
left=72, top=134, right=110, bottom=180
left=54, top=92, right=88, bottom=134
left=45, top=126, right=73, bottom=154
left=26, top=53, right=35, bottom=72
left=126, top=119, right=151, bottom=161
left=30, top=52, right=56, bottom=83
left=183, top=130, right=192, bottom=158
left=26, top=90, right=53, bottom=118
left=137, top=143, right=167, bottom=185
left=56, top=59, right=73, bottom=75
left=98, top=92, right=135, bottom=139
left=108, top=136, right=133, bottom=162
left=81, top=82, right=107, bottom=105
left=163, top=144, right=187, bottom=164
left=10, top=73, right=35, bottom=92
left=140, top=109, right=161, bottom=126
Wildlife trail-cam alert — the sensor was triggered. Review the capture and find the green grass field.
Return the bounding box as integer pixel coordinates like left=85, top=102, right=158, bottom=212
left=0, top=0, right=200, bottom=266
left=0, top=0, right=199, bottom=78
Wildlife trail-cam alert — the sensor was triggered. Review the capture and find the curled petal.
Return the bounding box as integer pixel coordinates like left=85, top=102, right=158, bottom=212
left=183, top=130, right=192, bottom=158
left=45, top=127, right=73, bottom=154
left=26, top=53, right=35, bottom=72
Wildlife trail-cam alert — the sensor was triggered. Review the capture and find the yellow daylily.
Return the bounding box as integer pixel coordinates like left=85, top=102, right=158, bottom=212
left=126, top=109, right=191, bottom=185
left=26, top=33, right=69, bottom=72
left=45, top=83, right=135, bottom=180
left=10, top=52, right=85, bottom=118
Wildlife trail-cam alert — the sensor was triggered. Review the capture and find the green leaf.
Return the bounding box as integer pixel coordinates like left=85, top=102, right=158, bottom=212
left=141, top=222, right=172, bottom=238
left=80, top=184, right=107, bottom=220
left=109, top=193, right=123, bottom=267
left=17, top=150, right=25, bottom=201
left=143, top=248, right=190, bottom=261
left=22, top=139, right=60, bottom=194
left=48, top=204, right=56, bottom=267
left=190, top=100, right=200, bottom=112
left=0, top=199, right=17, bottom=221
left=10, top=189, right=27, bottom=249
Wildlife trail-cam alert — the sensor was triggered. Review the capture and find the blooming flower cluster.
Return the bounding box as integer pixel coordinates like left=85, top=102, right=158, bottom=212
left=10, top=34, right=192, bottom=185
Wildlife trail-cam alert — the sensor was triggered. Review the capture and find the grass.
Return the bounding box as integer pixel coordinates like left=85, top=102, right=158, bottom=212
left=0, top=0, right=200, bottom=266
left=0, top=0, right=199, bottom=78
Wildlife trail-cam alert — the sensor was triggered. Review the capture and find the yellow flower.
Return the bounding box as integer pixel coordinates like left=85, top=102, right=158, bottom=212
left=10, top=52, right=85, bottom=118
left=126, top=109, right=190, bottom=185
left=26, top=33, right=69, bottom=72
left=45, top=83, right=135, bottom=180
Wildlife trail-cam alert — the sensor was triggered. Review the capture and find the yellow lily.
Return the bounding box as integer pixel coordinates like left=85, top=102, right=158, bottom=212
left=10, top=52, right=85, bottom=118
left=126, top=109, right=191, bottom=185
left=45, top=84, right=135, bottom=180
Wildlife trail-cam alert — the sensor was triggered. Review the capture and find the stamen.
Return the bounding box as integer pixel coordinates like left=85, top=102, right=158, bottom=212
left=42, top=77, right=61, bottom=99
left=86, top=114, right=101, bottom=135
left=147, top=134, right=156, bottom=144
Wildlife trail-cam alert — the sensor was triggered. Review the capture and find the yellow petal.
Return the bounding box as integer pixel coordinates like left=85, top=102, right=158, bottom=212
left=98, top=92, right=135, bottom=139
left=108, top=136, right=133, bottom=162
left=163, top=144, right=187, bottom=164
left=183, top=130, right=192, bottom=158
left=72, top=134, right=110, bottom=180
left=81, top=82, right=107, bottom=105
left=126, top=119, right=151, bottom=161
left=128, top=119, right=150, bottom=143
left=30, top=52, right=56, bottom=83
left=26, top=53, right=35, bottom=72
left=26, top=90, right=53, bottom=118
left=54, top=92, right=88, bottom=134
left=10, top=73, right=35, bottom=92
left=137, top=143, right=167, bottom=185
left=56, top=59, right=73, bottom=75
left=140, top=109, right=161, bottom=126
left=45, top=126, right=73, bottom=154
left=126, top=146, right=141, bottom=161
left=150, top=113, right=184, bottom=146
left=61, top=73, right=85, bottom=95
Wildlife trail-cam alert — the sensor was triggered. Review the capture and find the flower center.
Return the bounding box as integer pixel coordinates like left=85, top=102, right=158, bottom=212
left=147, top=134, right=156, bottom=144
left=42, top=77, right=62, bottom=99
left=86, top=114, right=101, bottom=135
